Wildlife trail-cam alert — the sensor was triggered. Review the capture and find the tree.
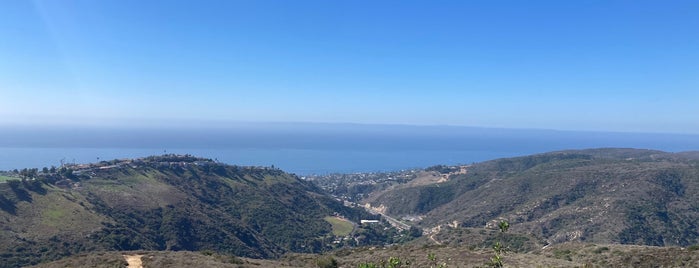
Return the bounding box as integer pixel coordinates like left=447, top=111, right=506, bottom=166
left=58, top=167, right=75, bottom=179
left=19, top=168, right=28, bottom=180
left=408, top=226, right=422, bottom=238
left=42, top=167, right=49, bottom=174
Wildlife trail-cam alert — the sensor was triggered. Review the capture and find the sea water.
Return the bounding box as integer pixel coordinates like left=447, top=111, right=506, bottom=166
left=1, top=124, right=698, bottom=175
left=0, top=147, right=525, bottom=175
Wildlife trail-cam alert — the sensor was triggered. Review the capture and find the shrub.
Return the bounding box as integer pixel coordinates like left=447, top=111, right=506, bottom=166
left=316, top=256, right=338, bottom=268
left=593, top=246, right=610, bottom=254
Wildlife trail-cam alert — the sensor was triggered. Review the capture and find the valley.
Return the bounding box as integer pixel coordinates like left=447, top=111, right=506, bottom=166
left=313, top=148, right=699, bottom=249
left=3, top=148, right=699, bottom=267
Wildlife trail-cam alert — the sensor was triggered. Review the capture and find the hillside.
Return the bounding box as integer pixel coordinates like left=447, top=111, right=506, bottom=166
left=0, top=155, right=372, bottom=267
left=27, top=250, right=311, bottom=268
left=363, top=148, right=699, bottom=247
left=29, top=242, right=699, bottom=268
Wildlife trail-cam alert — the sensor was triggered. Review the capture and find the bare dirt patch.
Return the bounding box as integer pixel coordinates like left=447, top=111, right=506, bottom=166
left=123, top=254, right=143, bottom=268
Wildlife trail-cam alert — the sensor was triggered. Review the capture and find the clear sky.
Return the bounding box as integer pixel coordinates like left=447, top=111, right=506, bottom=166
left=1, top=0, right=697, bottom=133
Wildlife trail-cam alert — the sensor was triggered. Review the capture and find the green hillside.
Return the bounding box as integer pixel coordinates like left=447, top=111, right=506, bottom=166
left=365, top=148, right=699, bottom=247
left=0, top=175, right=17, bottom=182
left=324, top=216, right=354, bottom=236
left=0, top=155, right=372, bottom=268
left=8, top=149, right=699, bottom=267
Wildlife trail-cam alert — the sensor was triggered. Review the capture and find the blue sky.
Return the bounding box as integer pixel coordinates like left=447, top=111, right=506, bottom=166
left=1, top=0, right=697, bottom=133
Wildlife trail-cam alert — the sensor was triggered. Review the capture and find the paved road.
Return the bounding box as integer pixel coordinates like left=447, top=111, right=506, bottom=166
left=345, top=200, right=413, bottom=231
left=379, top=212, right=411, bottom=230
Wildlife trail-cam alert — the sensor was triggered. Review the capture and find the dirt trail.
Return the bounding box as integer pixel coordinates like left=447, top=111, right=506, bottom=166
left=123, top=254, right=143, bottom=268
left=429, top=233, right=443, bottom=245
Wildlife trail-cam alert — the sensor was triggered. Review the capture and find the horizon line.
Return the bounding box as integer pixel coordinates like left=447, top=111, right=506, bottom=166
left=2, top=118, right=699, bottom=136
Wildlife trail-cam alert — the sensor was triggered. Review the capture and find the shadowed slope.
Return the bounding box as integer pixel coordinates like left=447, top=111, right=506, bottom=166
left=368, top=148, right=699, bottom=246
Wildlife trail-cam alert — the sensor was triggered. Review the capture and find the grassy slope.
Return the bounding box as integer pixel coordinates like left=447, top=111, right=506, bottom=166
left=30, top=242, right=699, bottom=268
left=28, top=251, right=309, bottom=268
left=0, top=175, right=17, bottom=182
left=324, top=216, right=354, bottom=236
left=0, top=158, right=371, bottom=268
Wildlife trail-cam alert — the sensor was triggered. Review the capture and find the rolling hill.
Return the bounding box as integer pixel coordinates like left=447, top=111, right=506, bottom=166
left=7, top=148, right=699, bottom=267
left=0, top=155, right=370, bottom=267
left=364, top=148, right=699, bottom=247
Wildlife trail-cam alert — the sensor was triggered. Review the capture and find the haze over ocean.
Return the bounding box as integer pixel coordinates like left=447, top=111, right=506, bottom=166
left=2, top=123, right=698, bottom=175
left=2, top=1, right=698, bottom=134
left=2, top=1, right=698, bottom=174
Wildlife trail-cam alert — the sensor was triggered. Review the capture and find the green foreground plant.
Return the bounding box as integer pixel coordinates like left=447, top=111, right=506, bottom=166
left=357, top=253, right=447, bottom=268
left=428, top=252, right=448, bottom=268
left=486, top=220, right=510, bottom=267
left=357, top=256, right=404, bottom=268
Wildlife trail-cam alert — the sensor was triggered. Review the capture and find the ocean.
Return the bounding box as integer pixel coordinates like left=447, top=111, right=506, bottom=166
left=1, top=123, right=698, bottom=175
left=0, top=147, right=526, bottom=175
